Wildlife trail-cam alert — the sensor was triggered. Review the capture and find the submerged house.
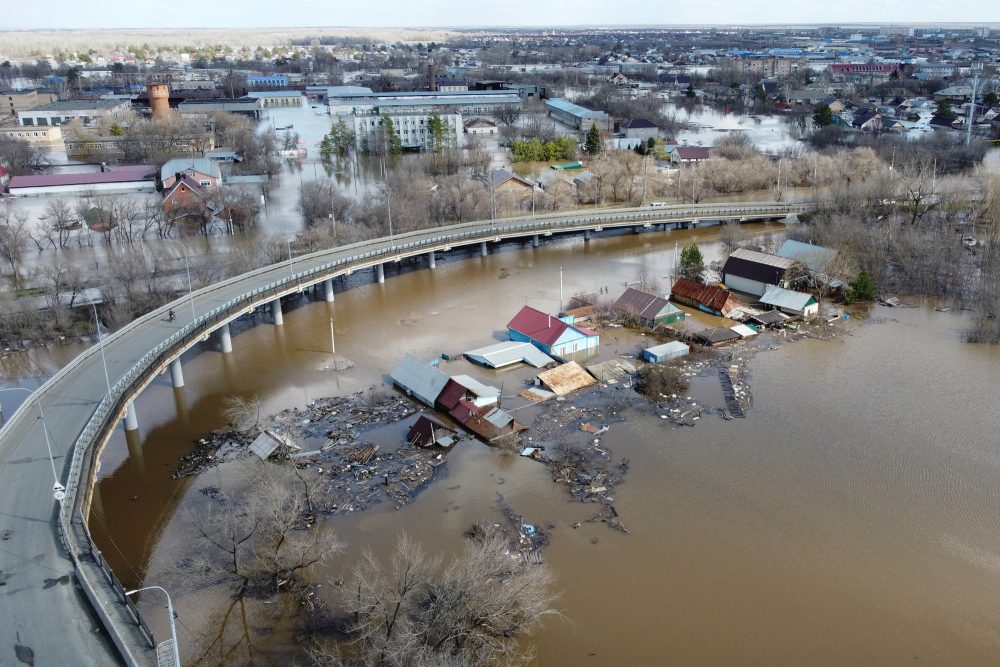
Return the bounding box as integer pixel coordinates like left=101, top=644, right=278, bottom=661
left=507, top=306, right=599, bottom=357
left=613, top=287, right=685, bottom=328
left=722, top=248, right=798, bottom=297
left=390, top=355, right=451, bottom=407
left=670, top=278, right=741, bottom=318
left=406, top=415, right=458, bottom=449
left=759, top=285, right=819, bottom=318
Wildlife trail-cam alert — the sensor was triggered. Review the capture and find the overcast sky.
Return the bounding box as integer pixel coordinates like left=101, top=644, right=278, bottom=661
left=5, top=0, right=1000, bottom=30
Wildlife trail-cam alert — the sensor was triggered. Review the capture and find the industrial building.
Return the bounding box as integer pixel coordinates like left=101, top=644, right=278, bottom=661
left=17, top=99, right=132, bottom=127
left=177, top=97, right=264, bottom=119
left=3, top=89, right=57, bottom=116
left=5, top=165, right=156, bottom=196
left=0, top=125, right=62, bottom=143
left=247, top=91, right=303, bottom=107
left=348, top=109, right=462, bottom=151
left=544, top=98, right=610, bottom=132
left=318, top=86, right=522, bottom=116
left=722, top=248, right=798, bottom=297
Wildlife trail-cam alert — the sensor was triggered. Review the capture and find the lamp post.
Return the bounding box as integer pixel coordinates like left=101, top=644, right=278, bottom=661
left=0, top=387, right=64, bottom=502
left=81, top=292, right=112, bottom=397
left=124, top=585, right=181, bottom=667
left=163, top=239, right=196, bottom=325
left=286, top=237, right=295, bottom=282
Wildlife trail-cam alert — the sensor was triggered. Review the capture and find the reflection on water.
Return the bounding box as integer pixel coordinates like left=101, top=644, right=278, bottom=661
left=86, top=223, right=1000, bottom=665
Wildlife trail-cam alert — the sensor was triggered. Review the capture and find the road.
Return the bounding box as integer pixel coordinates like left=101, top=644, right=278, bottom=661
left=0, top=201, right=808, bottom=666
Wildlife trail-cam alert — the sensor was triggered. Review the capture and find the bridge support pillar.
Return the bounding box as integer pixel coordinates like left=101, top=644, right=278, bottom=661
left=324, top=278, right=335, bottom=302
left=170, top=359, right=184, bottom=388
left=376, top=263, right=385, bottom=283
left=428, top=251, right=436, bottom=269
left=532, top=234, right=540, bottom=248
left=123, top=401, right=138, bottom=432
left=584, top=230, right=591, bottom=242
left=219, top=323, right=233, bottom=353
left=480, top=241, right=488, bottom=257
left=271, top=298, right=283, bottom=326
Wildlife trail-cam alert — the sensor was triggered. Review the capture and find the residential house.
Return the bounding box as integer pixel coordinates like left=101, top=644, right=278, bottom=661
left=487, top=168, right=534, bottom=192
left=609, top=72, right=630, bottom=86
left=759, top=285, right=819, bottom=318
left=160, top=158, right=222, bottom=190
left=390, top=354, right=451, bottom=407
left=406, top=415, right=458, bottom=449
left=613, top=287, right=685, bottom=327
left=464, top=118, right=497, bottom=135
left=721, top=248, right=798, bottom=296
left=507, top=305, right=599, bottom=357
left=162, top=177, right=214, bottom=217
left=463, top=341, right=554, bottom=369
left=671, top=146, right=712, bottom=167
left=670, top=277, right=741, bottom=317
left=621, top=118, right=658, bottom=140
left=537, top=171, right=576, bottom=199
left=691, top=327, right=742, bottom=346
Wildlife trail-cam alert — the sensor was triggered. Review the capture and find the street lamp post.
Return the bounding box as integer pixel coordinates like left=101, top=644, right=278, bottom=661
left=163, top=239, right=196, bottom=325
left=0, top=387, right=65, bottom=502
left=81, top=292, right=112, bottom=397
left=124, top=585, right=181, bottom=667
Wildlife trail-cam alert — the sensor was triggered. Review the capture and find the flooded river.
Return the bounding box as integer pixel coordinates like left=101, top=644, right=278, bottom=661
left=74, top=223, right=1000, bottom=665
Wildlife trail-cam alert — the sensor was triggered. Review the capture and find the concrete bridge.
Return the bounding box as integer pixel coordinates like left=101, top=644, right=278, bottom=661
left=0, top=200, right=809, bottom=665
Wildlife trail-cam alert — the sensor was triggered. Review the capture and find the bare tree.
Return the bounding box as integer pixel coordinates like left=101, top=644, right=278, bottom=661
left=338, top=533, right=557, bottom=666
left=222, top=394, right=263, bottom=433
left=185, top=468, right=342, bottom=597
left=0, top=203, right=30, bottom=290
left=490, top=104, right=522, bottom=128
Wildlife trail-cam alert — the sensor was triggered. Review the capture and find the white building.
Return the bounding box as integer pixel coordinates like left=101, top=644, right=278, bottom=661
left=347, top=110, right=462, bottom=151
left=317, top=86, right=522, bottom=117
left=17, top=99, right=131, bottom=127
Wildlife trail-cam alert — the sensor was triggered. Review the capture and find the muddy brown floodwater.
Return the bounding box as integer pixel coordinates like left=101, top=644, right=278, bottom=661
left=86, top=223, right=1000, bottom=665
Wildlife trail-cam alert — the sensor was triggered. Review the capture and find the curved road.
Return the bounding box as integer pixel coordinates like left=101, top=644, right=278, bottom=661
left=0, top=201, right=808, bottom=666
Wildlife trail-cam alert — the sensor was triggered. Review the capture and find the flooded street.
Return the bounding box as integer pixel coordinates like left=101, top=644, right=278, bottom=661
left=76, top=222, right=1000, bottom=665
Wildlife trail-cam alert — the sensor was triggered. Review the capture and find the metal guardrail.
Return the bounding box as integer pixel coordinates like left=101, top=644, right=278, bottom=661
left=2, top=200, right=809, bottom=666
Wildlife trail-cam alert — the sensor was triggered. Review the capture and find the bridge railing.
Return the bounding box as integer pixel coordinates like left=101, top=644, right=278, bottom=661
left=36, top=199, right=809, bottom=666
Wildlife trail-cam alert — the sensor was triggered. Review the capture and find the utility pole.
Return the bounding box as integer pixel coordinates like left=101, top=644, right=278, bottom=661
left=966, top=63, right=983, bottom=147
left=559, top=266, right=564, bottom=314
left=329, top=318, right=336, bottom=355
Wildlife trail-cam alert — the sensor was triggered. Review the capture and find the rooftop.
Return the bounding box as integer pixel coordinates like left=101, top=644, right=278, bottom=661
left=545, top=98, right=609, bottom=120
left=727, top=248, right=797, bottom=270
left=508, top=306, right=596, bottom=347
left=32, top=99, right=127, bottom=112
left=759, top=285, right=817, bottom=311
left=8, top=165, right=155, bottom=189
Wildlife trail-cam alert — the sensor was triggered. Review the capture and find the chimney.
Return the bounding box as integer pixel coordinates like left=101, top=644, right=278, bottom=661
left=427, top=58, right=437, bottom=92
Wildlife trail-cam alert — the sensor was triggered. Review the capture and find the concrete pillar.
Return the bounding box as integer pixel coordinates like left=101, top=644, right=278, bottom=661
left=123, top=401, right=138, bottom=432
left=376, top=263, right=385, bottom=283
left=532, top=234, right=540, bottom=248
left=428, top=251, right=436, bottom=269
left=219, top=322, right=233, bottom=353
left=480, top=241, right=488, bottom=257
left=169, top=358, right=184, bottom=388
left=323, top=278, right=335, bottom=302
left=173, top=387, right=190, bottom=427
left=124, top=428, right=144, bottom=473
left=271, top=298, right=283, bottom=326
left=584, top=229, right=591, bottom=242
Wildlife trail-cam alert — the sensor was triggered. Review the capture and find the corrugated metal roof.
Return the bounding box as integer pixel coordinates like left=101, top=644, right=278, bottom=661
left=464, top=341, right=554, bottom=369
left=160, top=158, right=221, bottom=182
left=390, top=354, right=450, bottom=407
left=645, top=341, right=690, bottom=358
left=777, top=239, right=837, bottom=273
left=586, top=359, right=637, bottom=381
left=9, top=165, right=156, bottom=189
left=760, top=285, right=817, bottom=311
left=728, top=248, right=796, bottom=269
left=537, top=361, right=597, bottom=396
left=451, top=375, right=500, bottom=400
left=671, top=278, right=738, bottom=315
left=730, top=324, right=758, bottom=338
left=614, top=287, right=681, bottom=321
left=544, top=98, right=609, bottom=120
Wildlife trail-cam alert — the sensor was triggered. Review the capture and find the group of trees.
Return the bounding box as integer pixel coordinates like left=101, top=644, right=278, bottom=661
left=510, top=136, right=577, bottom=162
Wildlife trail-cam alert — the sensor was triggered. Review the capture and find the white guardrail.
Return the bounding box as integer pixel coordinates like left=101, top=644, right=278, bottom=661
left=0, top=200, right=809, bottom=665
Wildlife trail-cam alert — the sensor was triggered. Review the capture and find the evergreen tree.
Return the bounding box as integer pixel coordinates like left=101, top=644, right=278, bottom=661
left=679, top=244, right=705, bottom=280
left=812, top=104, right=834, bottom=127
left=584, top=125, right=602, bottom=156
left=935, top=99, right=953, bottom=118
left=380, top=114, right=402, bottom=155
left=845, top=269, right=876, bottom=303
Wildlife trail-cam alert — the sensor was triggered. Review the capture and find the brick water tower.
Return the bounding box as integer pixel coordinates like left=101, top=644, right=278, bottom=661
left=146, top=82, right=170, bottom=118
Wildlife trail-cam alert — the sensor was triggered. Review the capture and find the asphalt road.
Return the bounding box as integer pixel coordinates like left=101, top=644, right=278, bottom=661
left=0, top=201, right=806, bottom=665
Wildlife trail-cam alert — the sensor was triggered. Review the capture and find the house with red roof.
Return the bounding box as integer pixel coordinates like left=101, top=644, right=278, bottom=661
left=507, top=305, right=599, bottom=357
